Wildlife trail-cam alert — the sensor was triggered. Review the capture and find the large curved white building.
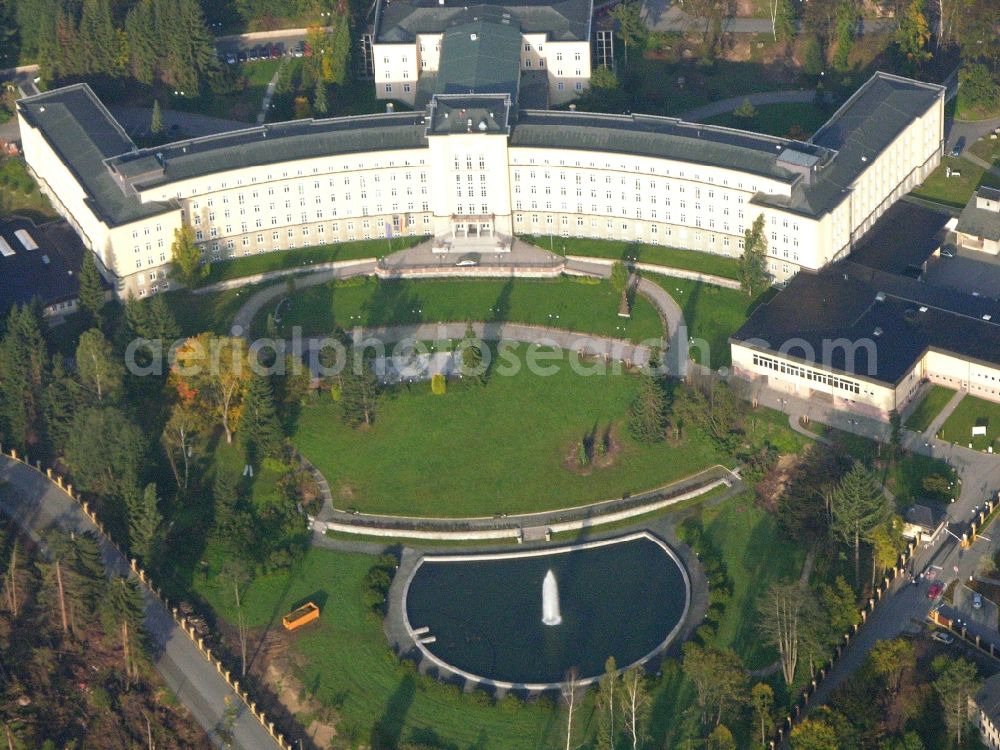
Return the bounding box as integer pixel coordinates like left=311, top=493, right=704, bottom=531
left=17, top=71, right=944, bottom=298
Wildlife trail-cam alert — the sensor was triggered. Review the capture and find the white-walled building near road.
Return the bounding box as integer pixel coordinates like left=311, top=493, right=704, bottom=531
left=370, top=0, right=594, bottom=107
left=18, top=71, right=944, bottom=299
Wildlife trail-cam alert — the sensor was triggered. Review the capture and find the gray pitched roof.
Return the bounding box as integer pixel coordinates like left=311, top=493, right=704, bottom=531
left=107, top=112, right=429, bottom=192
left=510, top=110, right=811, bottom=183
left=436, top=20, right=522, bottom=99
left=374, top=0, right=593, bottom=43
left=956, top=188, right=1000, bottom=242
left=16, top=85, right=175, bottom=227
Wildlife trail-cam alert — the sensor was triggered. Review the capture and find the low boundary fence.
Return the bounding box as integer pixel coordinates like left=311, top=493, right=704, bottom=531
left=0, top=445, right=293, bottom=750
left=770, top=493, right=1000, bottom=747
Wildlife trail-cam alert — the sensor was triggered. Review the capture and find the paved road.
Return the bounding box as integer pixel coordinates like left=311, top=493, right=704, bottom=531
left=0, top=456, right=281, bottom=750
left=746, top=380, right=1000, bottom=713
left=679, top=89, right=817, bottom=123
left=946, top=115, right=1000, bottom=156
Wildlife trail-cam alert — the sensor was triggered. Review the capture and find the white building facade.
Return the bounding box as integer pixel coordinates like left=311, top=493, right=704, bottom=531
left=19, top=73, right=944, bottom=299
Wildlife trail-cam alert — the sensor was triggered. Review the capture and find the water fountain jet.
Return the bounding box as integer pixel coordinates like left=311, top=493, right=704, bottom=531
left=542, top=569, right=562, bottom=626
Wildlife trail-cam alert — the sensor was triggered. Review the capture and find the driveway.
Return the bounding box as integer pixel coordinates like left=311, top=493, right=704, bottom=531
left=951, top=583, right=999, bottom=632
left=0, top=457, right=281, bottom=750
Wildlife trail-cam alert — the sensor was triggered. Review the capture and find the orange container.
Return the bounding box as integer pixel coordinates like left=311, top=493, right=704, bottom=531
left=282, top=602, right=320, bottom=631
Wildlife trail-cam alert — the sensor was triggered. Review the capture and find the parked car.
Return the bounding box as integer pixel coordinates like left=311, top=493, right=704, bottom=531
left=293, top=41, right=305, bottom=57
left=269, top=44, right=281, bottom=59
left=973, top=592, right=984, bottom=609
left=932, top=630, right=955, bottom=644
left=455, top=253, right=480, bottom=267
left=237, top=49, right=248, bottom=63
left=928, top=581, right=945, bottom=599
left=225, top=51, right=237, bottom=65
left=951, top=136, right=966, bottom=157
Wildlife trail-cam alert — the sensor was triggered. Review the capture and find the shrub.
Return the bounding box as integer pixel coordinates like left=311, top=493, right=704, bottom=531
left=431, top=372, right=446, bottom=395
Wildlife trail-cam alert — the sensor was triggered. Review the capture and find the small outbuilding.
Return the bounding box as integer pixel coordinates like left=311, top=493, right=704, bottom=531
left=956, top=186, right=1000, bottom=256
left=901, top=503, right=946, bottom=546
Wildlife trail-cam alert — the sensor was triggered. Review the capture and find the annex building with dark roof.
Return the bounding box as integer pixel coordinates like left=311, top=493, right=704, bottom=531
left=730, top=201, right=1000, bottom=418
left=19, top=71, right=943, bottom=300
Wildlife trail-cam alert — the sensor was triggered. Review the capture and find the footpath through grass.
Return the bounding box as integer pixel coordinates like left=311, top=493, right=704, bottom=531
left=940, top=395, right=1000, bottom=451
left=202, top=236, right=421, bottom=285
left=293, top=353, right=723, bottom=516
left=259, top=276, right=666, bottom=342
left=904, top=385, right=957, bottom=433
left=648, top=277, right=774, bottom=370
left=520, top=235, right=741, bottom=280
left=194, top=547, right=568, bottom=749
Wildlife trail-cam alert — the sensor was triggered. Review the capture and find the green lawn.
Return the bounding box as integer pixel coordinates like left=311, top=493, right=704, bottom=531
left=293, top=351, right=724, bottom=516
left=702, top=492, right=805, bottom=668
left=574, top=58, right=802, bottom=119
left=0, top=157, right=58, bottom=222
left=172, top=60, right=281, bottom=122
left=940, top=394, right=1000, bottom=451
left=162, top=285, right=271, bottom=337
left=969, top=136, right=1000, bottom=167
left=885, top=453, right=958, bottom=505
left=703, top=102, right=830, bottom=139
left=258, top=276, right=666, bottom=343
left=648, top=277, right=773, bottom=370
left=193, top=547, right=570, bottom=749
left=203, top=237, right=422, bottom=285
left=520, top=235, right=741, bottom=280
left=904, top=385, right=957, bottom=433
left=910, top=157, right=1000, bottom=208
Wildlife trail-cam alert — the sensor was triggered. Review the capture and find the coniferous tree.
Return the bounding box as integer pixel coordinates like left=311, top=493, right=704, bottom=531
left=146, top=292, right=180, bottom=342
left=101, top=577, right=146, bottom=686
left=124, top=0, right=156, bottom=84
left=150, top=99, right=163, bottom=135
left=340, top=350, right=381, bottom=427
left=79, top=0, right=115, bottom=75
left=37, top=530, right=88, bottom=637
left=627, top=373, right=666, bottom=443
left=128, top=483, right=163, bottom=568
left=77, top=252, right=106, bottom=329
left=0, top=304, right=48, bottom=450
left=240, top=373, right=284, bottom=467
left=42, top=356, right=79, bottom=449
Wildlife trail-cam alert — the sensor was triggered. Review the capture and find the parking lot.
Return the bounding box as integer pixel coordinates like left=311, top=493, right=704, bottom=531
left=215, top=39, right=308, bottom=65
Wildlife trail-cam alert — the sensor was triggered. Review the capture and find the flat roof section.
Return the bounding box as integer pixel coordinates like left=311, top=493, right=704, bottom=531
left=374, top=0, right=594, bottom=43
left=847, top=201, right=951, bottom=275
left=16, top=85, right=175, bottom=227
left=0, top=218, right=105, bottom=311
left=732, top=262, right=1000, bottom=386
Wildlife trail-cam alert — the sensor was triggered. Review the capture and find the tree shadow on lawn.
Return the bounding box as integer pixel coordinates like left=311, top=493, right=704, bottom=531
left=722, top=512, right=801, bottom=671
left=363, top=280, right=423, bottom=328
left=370, top=672, right=417, bottom=750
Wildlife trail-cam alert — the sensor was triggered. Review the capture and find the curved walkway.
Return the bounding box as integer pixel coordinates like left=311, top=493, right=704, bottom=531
left=0, top=455, right=280, bottom=750
left=312, top=465, right=737, bottom=539
left=679, top=89, right=817, bottom=123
